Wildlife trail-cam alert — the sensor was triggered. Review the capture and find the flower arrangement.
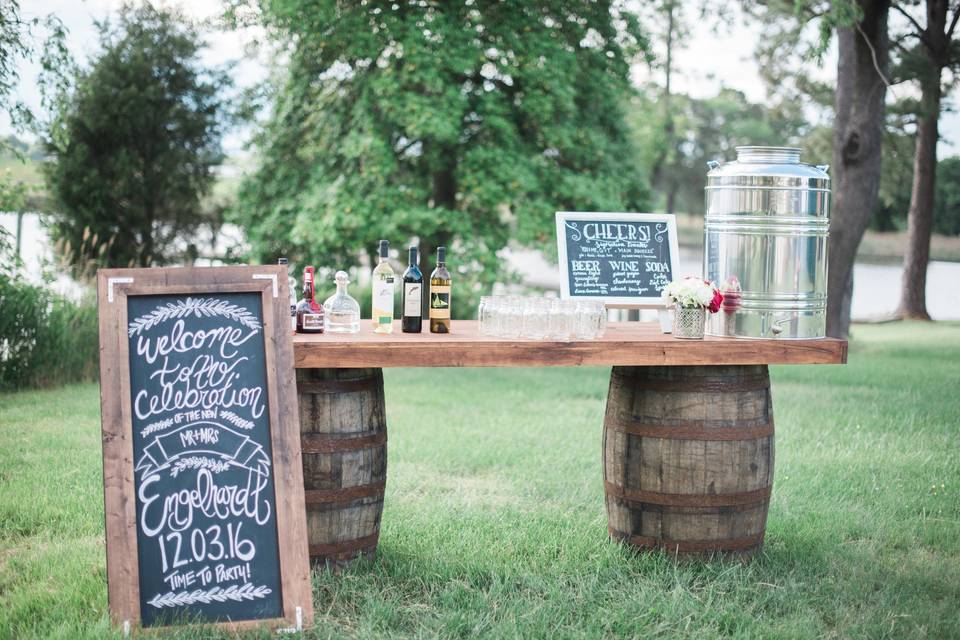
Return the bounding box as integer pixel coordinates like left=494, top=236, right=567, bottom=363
left=661, top=276, right=723, bottom=313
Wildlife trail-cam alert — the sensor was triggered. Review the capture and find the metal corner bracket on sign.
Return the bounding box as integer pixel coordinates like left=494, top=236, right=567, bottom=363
left=253, top=273, right=278, bottom=298
left=107, top=277, right=134, bottom=303
left=276, top=606, right=304, bottom=634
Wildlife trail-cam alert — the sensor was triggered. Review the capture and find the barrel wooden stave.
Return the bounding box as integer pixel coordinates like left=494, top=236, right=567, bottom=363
left=296, top=367, right=387, bottom=567
left=603, top=365, right=774, bottom=557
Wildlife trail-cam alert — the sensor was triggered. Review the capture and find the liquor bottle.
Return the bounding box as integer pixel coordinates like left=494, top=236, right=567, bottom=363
left=429, top=246, right=451, bottom=333
left=323, top=271, right=361, bottom=333
left=278, top=258, right=297, bottom=332
left=401, top=246, right=423, bottom=333
left=295, top=266, right=324, bottom=334
left=371, top=239, right=395, bottom=334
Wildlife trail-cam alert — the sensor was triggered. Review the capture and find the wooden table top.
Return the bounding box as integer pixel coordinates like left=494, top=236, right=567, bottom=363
left=292, top=321, right=847, bottom=368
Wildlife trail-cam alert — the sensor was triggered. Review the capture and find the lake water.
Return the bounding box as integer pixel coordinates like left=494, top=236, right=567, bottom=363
left=5, top=213, right=959, bottom=321
left=504, top=246, right=960, bottom=322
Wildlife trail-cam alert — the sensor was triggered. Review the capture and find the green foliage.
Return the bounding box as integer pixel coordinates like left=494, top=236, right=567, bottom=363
left=0, top=229, right=98, bottom=390
left=0, top=168, right=28, bottom=211
left=631, top=87, right=808, bottom=214
left=934, top=156, right=960, bottom=236
left=232, top=1, right=650, bottom=289
left=42, top=3, right=229, bottom=276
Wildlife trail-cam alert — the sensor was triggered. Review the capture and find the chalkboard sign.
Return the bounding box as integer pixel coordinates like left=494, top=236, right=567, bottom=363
left=97, top=266, right=313, bottom=632
left=555, top=212, right=679, bottom=305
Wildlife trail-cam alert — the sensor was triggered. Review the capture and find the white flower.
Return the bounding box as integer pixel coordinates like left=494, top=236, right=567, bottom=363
left=662, top=276, right=718, bottom=309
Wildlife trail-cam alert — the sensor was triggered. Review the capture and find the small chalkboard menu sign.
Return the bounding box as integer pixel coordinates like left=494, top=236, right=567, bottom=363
left=556, top=212, right=679, bottom=306
left=96, top=266, right=313, bottom=632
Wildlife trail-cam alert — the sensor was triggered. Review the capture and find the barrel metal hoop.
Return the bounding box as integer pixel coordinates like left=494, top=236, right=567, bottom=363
left=604, top=481, right=771, bottom=507
left=308, top=531, right=381, bottom=557
left=301, top=431, right=387, bottom=453
left=305, top=481, right=386, bottom=506
left=612, top=375, right=770, bottom=393
left=608, top=526, right=765, bottom=553
left=605, top=416, right=773, bottom=441
left=296, top=378, right=380, bottom=394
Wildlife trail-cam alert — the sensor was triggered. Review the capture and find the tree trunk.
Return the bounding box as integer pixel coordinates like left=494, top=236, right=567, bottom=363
left=898, top=81, right=940, bottom=320
left=826, top=0, right=890, bottom=338
left=15, top=211, right=23, bottom=258
left=897, top=0, right=949, bottom=320
left=665, top=181, right=677, bottom=215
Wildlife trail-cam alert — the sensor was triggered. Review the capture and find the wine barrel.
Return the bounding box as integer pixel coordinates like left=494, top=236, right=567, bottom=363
left=603, top=365, right=774, bottom=558
left=296, top=368, right=387, bottom=567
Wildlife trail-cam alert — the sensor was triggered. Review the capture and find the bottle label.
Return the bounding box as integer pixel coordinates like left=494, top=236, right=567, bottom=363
left=302, top=313, right=323, bottom=330
left=403, top=283, right=422, bottom=317
left=373, top=278, right=394, bottom=323
left=429, top=285, right=451, bottom=319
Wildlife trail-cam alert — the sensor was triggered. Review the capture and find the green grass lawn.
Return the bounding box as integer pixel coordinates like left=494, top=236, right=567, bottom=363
left=1, top=322, right=958, bottom=639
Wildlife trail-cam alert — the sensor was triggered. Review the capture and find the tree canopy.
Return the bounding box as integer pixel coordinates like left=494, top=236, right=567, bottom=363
left=232, top=1, right=650, bottom=291
left=43, top=3, right=228, bottom=274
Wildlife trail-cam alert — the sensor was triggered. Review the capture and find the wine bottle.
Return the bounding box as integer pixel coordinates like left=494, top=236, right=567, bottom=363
left=295, top=266, right=324, bottom=334
left=372, top=240, right=395, bottom=334
left=429, top=246, right=451, bottom=333
left=401, top=246, right=423, bottom=333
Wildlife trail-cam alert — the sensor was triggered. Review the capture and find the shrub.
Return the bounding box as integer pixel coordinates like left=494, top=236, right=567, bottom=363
left=0, top=229, right=98, bottom=390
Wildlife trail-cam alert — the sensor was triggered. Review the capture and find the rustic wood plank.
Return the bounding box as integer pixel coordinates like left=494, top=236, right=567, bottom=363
left=97, top=270, right=140, bottom=627
left=293, top=321, right=847, bottom=368
left=264, top=271, right=315, bottom=630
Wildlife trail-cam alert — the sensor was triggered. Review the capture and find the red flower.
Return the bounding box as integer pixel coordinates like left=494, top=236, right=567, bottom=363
left=708, top=289, right=723, bottom=313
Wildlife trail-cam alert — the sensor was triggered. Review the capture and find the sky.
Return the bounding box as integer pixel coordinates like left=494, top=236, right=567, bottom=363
left=7, top=0, right=959, bottom=159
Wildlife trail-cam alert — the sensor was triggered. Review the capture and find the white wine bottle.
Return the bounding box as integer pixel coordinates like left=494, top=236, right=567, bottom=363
left=371, top=239, right=395, bottom=334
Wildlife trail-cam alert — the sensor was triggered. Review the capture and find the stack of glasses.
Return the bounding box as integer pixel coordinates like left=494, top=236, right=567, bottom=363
left=478, top=296, right=608, bottom=341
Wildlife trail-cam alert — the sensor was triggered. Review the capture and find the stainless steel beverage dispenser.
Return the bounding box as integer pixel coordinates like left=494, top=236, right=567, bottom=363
left=704, top=146, right=830, bottom=339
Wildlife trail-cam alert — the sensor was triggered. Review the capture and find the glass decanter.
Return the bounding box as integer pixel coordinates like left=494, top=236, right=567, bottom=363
left=323, top=270, right=361, bottom=333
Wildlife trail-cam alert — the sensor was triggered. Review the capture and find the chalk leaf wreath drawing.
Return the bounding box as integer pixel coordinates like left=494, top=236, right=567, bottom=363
left=147, top=584, right=273, bottom=609
left=169, top=456, right=231, bottom=478
left=220, top=410, right=255, bottom=430
left=128, top=297, right=261, bottom=337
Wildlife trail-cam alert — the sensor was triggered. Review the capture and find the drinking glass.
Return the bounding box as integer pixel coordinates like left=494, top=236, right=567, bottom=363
left=574, top=300, right=597, bottom=340
left=595, top=301, right=608, bottom=337
left=478, top=296, right=494, bottom=335
left=522, top=298, right=548, bottom=339
left=501, top=296, right=522, bottom=338
left=549, top=299, right=573, bottom=341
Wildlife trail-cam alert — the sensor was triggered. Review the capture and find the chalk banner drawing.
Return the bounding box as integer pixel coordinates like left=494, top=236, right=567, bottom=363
left=555, top=211, right=679, bottom=305
left=126, top=293, right=283, bottom=626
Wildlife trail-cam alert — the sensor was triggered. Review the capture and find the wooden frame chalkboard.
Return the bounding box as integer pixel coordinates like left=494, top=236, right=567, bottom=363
left=96, top=266, right=313, bottom=633
left=555, top=211, right=680, bottom=306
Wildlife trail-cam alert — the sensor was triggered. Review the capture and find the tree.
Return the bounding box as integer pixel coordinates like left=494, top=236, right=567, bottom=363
left=231, top=1, right=649, bottom=313
left=746, top=1, right=891, bottom=338
left=43, top=3, right=228, bottom=274
left=893, top=0, right=960, bottom=319
left=830, top=1, right=891, bottom=337
left=0, top=0, right=69, bottom=145
left=633, top=0, right=690, bottom=214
